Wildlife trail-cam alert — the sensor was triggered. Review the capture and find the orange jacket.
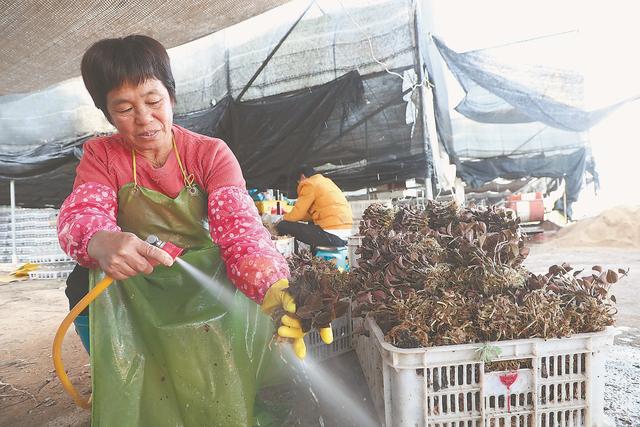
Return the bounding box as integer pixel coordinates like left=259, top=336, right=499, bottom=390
left=283, top=174, right=352, bottom=230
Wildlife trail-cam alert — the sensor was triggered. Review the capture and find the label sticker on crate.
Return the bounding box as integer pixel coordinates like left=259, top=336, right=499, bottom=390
left=484, top=369, right=533, bottom=395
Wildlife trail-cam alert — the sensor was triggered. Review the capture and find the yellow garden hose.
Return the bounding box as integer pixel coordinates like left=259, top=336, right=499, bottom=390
left=52, top=276, right=114, bottom=409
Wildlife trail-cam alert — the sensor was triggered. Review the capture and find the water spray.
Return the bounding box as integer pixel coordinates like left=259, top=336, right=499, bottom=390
left=176, top=261, right=379, bottom=425
left=281, top=346, right=379, bottom=427
left=173, top=257, right=237, bottom=308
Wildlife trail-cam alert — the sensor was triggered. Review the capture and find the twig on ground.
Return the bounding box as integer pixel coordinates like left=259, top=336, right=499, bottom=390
left=0, top=379, right=38, bottom=403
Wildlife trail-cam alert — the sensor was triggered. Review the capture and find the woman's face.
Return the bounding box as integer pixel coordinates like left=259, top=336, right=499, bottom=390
left=105, top=78, right=174, bottom=151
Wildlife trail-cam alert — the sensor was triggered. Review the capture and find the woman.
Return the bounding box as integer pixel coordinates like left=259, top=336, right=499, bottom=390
left=277, top=165, right=353, bottom=249
left=57, top=35, right=315, bottom=426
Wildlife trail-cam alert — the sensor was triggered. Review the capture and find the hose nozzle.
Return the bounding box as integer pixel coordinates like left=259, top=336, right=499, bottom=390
left=146, top=235, right=184, bottom=260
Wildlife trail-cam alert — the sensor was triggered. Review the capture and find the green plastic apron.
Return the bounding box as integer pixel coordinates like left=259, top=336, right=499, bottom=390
left=89, top=146, right=276, bottom=427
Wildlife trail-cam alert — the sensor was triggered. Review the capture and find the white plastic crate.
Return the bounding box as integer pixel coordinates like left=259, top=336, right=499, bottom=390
left=0, top=246, right=59, bottom=255
left=304, top=299, right=352, bottom=362
left=28, top=253, right=73, bottom=264
left=0, top=228, right=57, bottom=239
left=14, top=237, right=60, bottom=247
left=0, top=212, right=56, bottom=221
left=274, top=237, right=294, bottom=258
left=28, top=268, right=73, bottom=280
left=348, top=235, right=363, bottom=269
left=355, top=316, right=615, bottom=427
left=0, top=220, right=56, bottom=231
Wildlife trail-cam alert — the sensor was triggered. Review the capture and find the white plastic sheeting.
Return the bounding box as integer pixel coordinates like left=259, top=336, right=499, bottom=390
left=0, top=0, right=417, bottom=148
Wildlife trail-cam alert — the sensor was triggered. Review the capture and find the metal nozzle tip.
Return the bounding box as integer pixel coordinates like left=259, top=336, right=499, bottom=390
left=146, top=234, right=161, bottom=247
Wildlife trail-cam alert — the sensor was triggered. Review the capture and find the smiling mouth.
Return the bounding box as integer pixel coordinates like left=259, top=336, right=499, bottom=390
left=139, top=130, right=160, bottom=138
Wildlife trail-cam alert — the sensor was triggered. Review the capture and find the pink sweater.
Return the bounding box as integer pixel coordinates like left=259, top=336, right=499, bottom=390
left=57, top=125, right=289, bottom=303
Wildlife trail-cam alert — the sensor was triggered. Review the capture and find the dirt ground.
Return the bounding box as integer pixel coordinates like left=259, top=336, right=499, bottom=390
left=0, top=279, right=91, bottom=427
left=1, top=241, right=639, bottom=427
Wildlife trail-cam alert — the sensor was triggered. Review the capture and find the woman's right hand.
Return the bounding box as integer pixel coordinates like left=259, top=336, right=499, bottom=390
left=87, top=231, right=174, bottom=280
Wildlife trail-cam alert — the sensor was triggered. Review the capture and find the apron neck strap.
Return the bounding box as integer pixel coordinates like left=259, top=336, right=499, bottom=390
left=171, top=135, right=195, bottom=187
left=131, top=133, right=195, bottom=188
left=131, top=149, right=139, bottom=188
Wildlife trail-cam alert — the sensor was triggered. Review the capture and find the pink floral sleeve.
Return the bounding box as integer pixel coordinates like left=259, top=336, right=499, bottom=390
left=208, top=186, right=289, bottom=303
left=57, top=182, right=121, bottom=268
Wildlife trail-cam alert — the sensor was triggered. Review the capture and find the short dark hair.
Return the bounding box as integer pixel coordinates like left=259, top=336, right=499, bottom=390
left=81, top=35, right=176, bottom=118
left=296, top=165, right=316, bottom=178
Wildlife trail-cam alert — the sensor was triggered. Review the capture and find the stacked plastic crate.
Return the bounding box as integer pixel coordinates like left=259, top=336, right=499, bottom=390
left=0, top=207, right=74, bottom=279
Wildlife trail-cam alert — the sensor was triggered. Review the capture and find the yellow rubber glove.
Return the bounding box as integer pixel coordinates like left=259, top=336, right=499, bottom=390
left=261, top=279, right=306, bottom=359
left=261, top=279, right=334, bottom=359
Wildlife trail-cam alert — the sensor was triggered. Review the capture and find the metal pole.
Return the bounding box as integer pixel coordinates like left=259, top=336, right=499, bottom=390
left=235, top=1, right=314, bottom=102
left=10, top=180, right=17, bottom=264
left=563, top=177, right=568, bottom=223
left=413, top=0, right=435, bottom=200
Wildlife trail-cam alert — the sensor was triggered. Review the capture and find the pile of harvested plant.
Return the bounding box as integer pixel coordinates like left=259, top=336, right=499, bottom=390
left=268, top=251, right=350, bottom=334
left=350, top=202, right=626, bottom=348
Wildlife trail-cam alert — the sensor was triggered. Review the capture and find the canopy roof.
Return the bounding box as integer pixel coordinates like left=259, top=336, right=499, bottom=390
left=0, top=0, right=288, bottom=94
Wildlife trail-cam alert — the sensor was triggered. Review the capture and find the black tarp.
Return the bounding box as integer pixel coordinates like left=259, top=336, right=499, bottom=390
left=175, top=97, right=231, bottom=138
left=0, top=137, right=87, bottom=179
left=217, top=71, right=365, bottom=193
left=176, top=69, right=427, bottom=196
left=0, top=161, right=80, bottom=208
left=457, top=148, right=591, bottom=207
left=308, top=69, right=428, bottom=193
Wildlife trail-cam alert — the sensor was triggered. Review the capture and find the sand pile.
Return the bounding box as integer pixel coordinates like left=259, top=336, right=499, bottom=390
left=551, top=205, right=640, bottom=248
